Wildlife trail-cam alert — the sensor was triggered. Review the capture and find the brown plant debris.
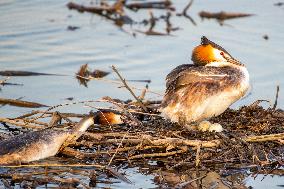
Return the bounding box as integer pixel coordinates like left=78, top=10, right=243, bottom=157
left=0, top=97, right=48, bottom=108
left=67, top=1, right=255, bottom=36
left=176, top=0, right=196, bottom=25
left=0, top=95, right=283, bottom=187
left=67, top=1, right=179, bottom=35
left=0, top=70, right=62, bottom=76
left=136, top=11, right=170, bottom=36
left=76, top=63, right=110, bottom=87
left=67, top=1, right=133, bottom=27
left=111, top=65, right=147, bottom=112
left=199, top=11, right=253, bottom=25
left=126, top=0, right=175, bottom=11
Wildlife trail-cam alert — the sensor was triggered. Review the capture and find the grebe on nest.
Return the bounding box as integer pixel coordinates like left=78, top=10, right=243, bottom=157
left=160, top=36, right=249, bottom=131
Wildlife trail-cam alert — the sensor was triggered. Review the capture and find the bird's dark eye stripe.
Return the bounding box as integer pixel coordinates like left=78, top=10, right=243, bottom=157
left=201, top=36, right=233, bottom=57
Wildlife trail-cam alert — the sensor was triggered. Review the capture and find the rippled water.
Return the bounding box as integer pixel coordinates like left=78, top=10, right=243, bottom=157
left=0, top=0, right=283, bottom=188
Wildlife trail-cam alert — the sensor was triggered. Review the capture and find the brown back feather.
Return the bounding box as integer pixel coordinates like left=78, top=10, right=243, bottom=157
left=162, top=65, right=243, bottom=108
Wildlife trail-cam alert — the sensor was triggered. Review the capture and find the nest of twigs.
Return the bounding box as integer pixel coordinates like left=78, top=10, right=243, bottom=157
left=1, top=96, right=283, bottom=188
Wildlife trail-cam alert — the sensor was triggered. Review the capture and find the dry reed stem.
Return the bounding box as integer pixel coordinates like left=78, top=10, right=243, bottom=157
left=22, top=118, right=48, bottom=126
left=14, top=110, right=41, bottom=119
left=273, top=85, right=280, bottom=109
left=77, top=132, right=284, bottom=152
left=11, top=174, right=90, bottom=188
left=195, top=142, right=201, bottom=167
left=75, top=135, right=221, bottom=148
left=36, top=111, right=86, bottom=118
left=128, top=147, right=188, bottom=160
left=0, top=117, right=43, bottom=129
left=61, top=147, right=99, bottom=159
left=76, top=74, right=163, bottom=96
left=244, top=133, right=284, bottom=142
left=0, top=98, right=48, bottom=108
left=47, top=111, right=62, bottom=127
left=0, top=163, right=105, bottom=169
left=111, top=65, right=147, bottom=112
left=178, top=0, right=196, bottom=25
left=108, top=131, right=129, bottom=166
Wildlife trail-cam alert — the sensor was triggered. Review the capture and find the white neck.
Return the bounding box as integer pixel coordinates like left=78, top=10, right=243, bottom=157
left=206, top=61, right=249, bottom=86
left=205, top=61, right=241, bottom=68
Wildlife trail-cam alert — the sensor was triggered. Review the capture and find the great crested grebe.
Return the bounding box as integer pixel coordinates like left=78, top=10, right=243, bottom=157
left=0, top=116, right=95, bottom=165
left=160, top=36, right=249, bottom=131
left=0, top=111, right=125, bottom=165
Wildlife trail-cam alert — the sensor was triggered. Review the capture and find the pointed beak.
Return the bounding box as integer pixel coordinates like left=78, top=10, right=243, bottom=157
left=227, top=57, right=244, bottom=66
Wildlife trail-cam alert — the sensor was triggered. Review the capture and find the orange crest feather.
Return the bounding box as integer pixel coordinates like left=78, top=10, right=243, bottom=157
left=192, top=44, right=216, bottom=65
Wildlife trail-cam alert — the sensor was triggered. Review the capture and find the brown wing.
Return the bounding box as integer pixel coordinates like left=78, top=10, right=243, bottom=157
left=165, top=64, right=197, bottom=95
left=166, top=64, right=195, bottom=88
left=162, top=66, right=239, bottom=107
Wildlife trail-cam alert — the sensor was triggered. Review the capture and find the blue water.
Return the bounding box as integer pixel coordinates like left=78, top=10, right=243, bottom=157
left=0, top=0, right=283, bottom=188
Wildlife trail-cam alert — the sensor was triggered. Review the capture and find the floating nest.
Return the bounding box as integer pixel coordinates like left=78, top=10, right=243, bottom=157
left=0, top=97, right=283, bottom=188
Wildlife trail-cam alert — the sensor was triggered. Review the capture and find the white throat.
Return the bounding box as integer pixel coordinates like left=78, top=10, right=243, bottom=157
left=205, top=61, right=235, bottom=67
left=206, top=62, right=250, bottom=90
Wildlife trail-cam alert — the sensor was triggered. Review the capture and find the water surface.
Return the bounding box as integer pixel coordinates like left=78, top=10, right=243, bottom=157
left=0, top=0, right=283, bottom=188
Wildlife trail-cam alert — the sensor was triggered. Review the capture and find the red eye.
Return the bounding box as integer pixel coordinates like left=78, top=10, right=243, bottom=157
left=220, top=52, right=224, bottom=56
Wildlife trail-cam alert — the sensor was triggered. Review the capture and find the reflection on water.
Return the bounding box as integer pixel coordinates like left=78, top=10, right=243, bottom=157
left=0, top=0, right=283, bottom=188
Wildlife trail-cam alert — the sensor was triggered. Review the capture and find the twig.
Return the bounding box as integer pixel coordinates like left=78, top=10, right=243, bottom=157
left=30, top=100, right=101, bottom=121
left=199, top=11, right=253, bottom=25
left=245, top=133, right=284, bottom=142
left=111, top=65, right=147, bottom=112
left=199, top=11, right=253, bottom=20
left=195, top=142, right=201, bottom=167
left=129, top=147, right=187, bottom=160
left=0, top=117, right=43, bottom=129
left=47, top=111, right=62, bottom=127
left=61, top=147, right=99, bottom=159
left=11, top=174, right=81, bottom=187
left=95, top=135, right=221, bottom=148
left=138, top=11, right=169, bottom=36
left=34, top=111, right=86, bottom=118
left=249, top=99, right=270, bottom=108
left=177, top=0, right=196, bottom=25
left=67, top=1, right=132, bottom=27
left=174, top=175, right=206, bottom=189
left=77, top=74, right=162, bottom=96
left=67, top=2, right=117, bottom=17
left=0, top=163, right=105, bottom=169
left=182, top=0, right=194, bottom=15
left=78, top=132, right=284, bottom=148
left=108, top=131, right=129, bottom=166
left=22, top=118, right=49, bottom=127
left=273, top=85, right=280, bottom=109
left=14, top=110, right=41, bottom=119
left=0, top=98, right=48, bottom=108
left=126, top=0, right=174, bottom=11
left=149, top=10, right=156, bottom=32
left=0, top=71, right=63, bottom=76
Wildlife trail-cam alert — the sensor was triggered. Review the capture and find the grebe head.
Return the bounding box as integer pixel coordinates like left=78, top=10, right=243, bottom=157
left=191, top=36, right=244, bottom=67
